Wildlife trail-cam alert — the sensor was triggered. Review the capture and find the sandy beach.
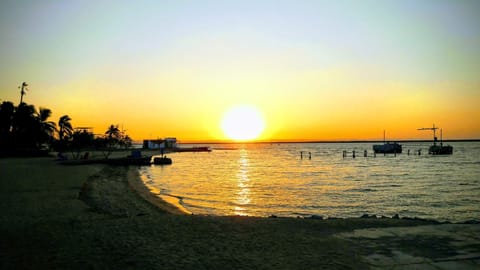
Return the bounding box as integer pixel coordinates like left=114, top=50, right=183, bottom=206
left=1, top=157, right=478, bottom=269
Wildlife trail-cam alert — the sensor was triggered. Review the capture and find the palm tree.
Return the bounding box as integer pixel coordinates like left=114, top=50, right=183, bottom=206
left=123, top=134, right=133, bottom=149
left=58, top=115, right=73, bottom=141
left=0, top=101, right=15, bottom=150
left=12, top=102, right=37, bottom=148
left=105, top=124, right=121, bottom=141
left=0, top=101, right=15, bottom=131
left=36, top=107, right=56, bottom=148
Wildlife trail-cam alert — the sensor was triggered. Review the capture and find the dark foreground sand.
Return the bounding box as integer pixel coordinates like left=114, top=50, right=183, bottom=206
left=1, top=157, right=474, bottom=269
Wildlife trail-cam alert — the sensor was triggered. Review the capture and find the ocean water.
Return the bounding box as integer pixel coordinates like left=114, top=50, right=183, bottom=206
left=139, top=142, right=480, bottom=222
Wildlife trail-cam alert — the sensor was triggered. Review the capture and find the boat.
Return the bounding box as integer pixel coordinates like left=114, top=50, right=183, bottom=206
left=173, top=146, right=212, bottom=152
left=104, top=156, right=153, bottom=166
left=373, top=130, right=402, bottom=154
left=153, top=156, right=173, bottom=165
left=58, top=150, right=173, bottom=166
left=428, top=144, right=453, bottom=155
left=418, top=124, right=453, bottom=155
left=58, top=156, right=154, bottom=166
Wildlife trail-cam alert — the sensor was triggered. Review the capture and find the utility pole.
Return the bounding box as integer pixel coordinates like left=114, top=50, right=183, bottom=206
left=19, top=82, right=28, bottom=104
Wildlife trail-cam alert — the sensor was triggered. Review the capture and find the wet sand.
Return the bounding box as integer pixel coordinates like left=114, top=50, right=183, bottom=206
left=1, top=157, right=477, bottom=269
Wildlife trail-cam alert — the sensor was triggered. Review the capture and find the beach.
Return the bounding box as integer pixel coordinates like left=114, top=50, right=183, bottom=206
left=1, top=157, right=479, bottom=269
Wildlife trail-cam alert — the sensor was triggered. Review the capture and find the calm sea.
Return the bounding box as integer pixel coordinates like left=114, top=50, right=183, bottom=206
left=139, top=142, right=480, bottom=222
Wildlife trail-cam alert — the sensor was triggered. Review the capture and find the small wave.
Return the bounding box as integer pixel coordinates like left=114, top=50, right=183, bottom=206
left=162, top=193, right=184, bottom=200
left=292, top=212, right=311, bottom=217
left=159, top=194, right=192, bottom=214
left=345, top=188, right=377, bottom=192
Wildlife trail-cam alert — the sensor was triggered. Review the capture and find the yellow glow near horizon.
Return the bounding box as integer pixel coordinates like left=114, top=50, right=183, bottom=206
left=1, top=2, right=480, bottom=141
left=221, top=105, right=265, bottom=141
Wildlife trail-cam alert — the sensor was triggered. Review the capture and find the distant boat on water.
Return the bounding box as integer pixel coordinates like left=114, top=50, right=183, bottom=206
left=418, top=124, right=453, bottom=155
left=373, top=130, right=402, bottom=154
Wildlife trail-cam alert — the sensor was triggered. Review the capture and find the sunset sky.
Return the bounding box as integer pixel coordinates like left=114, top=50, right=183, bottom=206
left=1, top=0, right=479, bottom=142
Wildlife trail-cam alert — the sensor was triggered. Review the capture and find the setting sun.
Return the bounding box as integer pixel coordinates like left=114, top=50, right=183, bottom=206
left=221, top=105, right=265, bottom=141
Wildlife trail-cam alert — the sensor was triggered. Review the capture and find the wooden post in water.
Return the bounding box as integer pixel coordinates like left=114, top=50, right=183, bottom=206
left=352, top=150, right=356, bottom=158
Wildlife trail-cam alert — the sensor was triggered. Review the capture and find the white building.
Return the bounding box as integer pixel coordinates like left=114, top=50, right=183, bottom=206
left=143, top=138, right=177, bottom=149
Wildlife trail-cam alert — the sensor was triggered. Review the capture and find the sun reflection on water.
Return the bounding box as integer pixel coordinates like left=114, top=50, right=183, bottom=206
left=234, top=148, right=251, bottom=216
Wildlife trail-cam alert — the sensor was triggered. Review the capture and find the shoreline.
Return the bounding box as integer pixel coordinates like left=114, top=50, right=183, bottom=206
left=2, top=157, right=479, bottom=269
left=127, top=167, right=190, bottom=215
left=130, top=164, right=477, bottom=224
left=129, top=164, right=478, bottom=223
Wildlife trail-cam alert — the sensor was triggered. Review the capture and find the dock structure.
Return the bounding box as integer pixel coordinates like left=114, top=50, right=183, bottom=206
left=342, top=148, right=425, bottom=158
left=300, top=151, right=313, bottom=159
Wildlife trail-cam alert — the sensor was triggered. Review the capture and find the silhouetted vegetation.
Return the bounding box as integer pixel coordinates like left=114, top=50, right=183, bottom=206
left=96, top=124, right=133, bottom=158
left=0, top=101, right=56, bottom=156
left=0, top=99, right=133, bottom=157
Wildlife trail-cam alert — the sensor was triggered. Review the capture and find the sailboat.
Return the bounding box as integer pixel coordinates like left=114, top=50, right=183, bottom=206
left=418, top=124, right=453, bottom=155
left=373, top=130, right=402, bottom=154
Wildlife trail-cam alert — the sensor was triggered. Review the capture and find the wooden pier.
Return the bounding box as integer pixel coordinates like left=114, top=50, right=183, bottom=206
left=342, top=149, right=423, bottom=158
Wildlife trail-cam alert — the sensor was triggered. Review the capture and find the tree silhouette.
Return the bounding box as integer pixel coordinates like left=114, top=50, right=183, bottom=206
left=105, top=124, right=121, bottom=141
left=0, top=101, right=15, bottom=149
left=123, top=134, right=133, bottom=149
left=71, top=129, right=94, bottom=159
left=58, top=115, right=73, bottom=142
left=0, top=97, right=135, bottom=157
left=12, top=103, right=38, bottom=149
left=36, top=107, right=56, bottom=148
left=0, top=102, right=57, bottom=153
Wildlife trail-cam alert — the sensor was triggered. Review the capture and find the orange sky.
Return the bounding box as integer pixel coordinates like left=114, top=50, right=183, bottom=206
left=1, top=1, right=479, bottom=142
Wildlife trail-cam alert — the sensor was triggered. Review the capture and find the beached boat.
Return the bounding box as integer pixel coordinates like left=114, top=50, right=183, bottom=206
left=373, top=131, right=402, bottom=154
left=104, top=156, right=153, bottom=166
left=58, top=150, right=173, bottom=165
left=173, top=146, right=212, bottom=152
left=418, top=125, right=453, bottom=155
left=57, top=156, right=153, bottom=166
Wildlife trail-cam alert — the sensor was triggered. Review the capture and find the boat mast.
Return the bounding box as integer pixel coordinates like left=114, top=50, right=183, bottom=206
left=383, top=130, right=386, bottom=144
left=440, top=129, right=443, bottom=146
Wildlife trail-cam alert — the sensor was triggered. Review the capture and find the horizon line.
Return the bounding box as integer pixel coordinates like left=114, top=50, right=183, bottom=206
left=136, top=138, right=480, bottom=144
